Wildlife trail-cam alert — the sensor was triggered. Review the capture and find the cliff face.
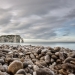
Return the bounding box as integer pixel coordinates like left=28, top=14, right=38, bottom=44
left=0, top=35, right=24, bottom=43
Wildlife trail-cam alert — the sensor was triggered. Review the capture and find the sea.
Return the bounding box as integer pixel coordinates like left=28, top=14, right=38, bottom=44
left=0, top=42, right=75, bottom=50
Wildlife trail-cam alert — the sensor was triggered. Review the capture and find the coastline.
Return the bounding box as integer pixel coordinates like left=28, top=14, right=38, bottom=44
left=0, top=42, right=75, bottom=50
left=0, top=44, right=75, bottom=75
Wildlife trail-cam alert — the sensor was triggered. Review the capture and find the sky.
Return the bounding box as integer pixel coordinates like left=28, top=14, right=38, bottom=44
left=0, top=0, right=75, bottom=42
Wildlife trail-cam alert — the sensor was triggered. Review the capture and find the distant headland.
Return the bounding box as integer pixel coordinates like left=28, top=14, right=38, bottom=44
left=0, top=35, right=24, bottom=43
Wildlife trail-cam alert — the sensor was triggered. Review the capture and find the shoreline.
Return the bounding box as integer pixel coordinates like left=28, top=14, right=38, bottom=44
left=0, top=44, right=75, bottom=75
left=0, top=42, right=75, bottom=50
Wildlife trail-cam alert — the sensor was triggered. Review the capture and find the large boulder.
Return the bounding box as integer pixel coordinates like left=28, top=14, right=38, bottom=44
left=7, top=60, right=23, bottom=74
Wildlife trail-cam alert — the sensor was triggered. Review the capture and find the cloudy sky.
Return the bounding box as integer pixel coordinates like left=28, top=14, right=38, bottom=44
left=0, top=0, right=75, bottom=42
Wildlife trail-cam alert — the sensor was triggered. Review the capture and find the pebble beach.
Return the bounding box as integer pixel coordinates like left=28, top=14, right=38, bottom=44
left=0, top=44, right=75, bottom=75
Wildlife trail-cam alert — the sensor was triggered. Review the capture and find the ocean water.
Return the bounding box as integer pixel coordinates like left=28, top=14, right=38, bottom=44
left=0, top=42, right=75, bottom=50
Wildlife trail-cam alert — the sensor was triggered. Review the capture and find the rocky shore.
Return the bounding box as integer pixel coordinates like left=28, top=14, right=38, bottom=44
left=0, top=44, right=75, bottom=75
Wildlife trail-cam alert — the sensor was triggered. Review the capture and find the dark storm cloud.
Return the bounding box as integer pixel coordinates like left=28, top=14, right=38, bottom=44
left=0, top=0, right=75, bottom=40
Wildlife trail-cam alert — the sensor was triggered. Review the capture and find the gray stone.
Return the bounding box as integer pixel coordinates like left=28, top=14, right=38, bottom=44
left=16, top=69, right=26, bottom=75
left=36, top=68, right=55, bottom=75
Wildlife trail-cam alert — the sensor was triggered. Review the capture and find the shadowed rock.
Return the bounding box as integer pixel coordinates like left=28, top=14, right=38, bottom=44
left=36, top=68, right=55, bottom=75
left=16, top=69, right=26, bottom=75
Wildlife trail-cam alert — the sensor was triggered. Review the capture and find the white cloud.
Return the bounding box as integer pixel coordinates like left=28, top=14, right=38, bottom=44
left=0, top=0, right=75, bottom=41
